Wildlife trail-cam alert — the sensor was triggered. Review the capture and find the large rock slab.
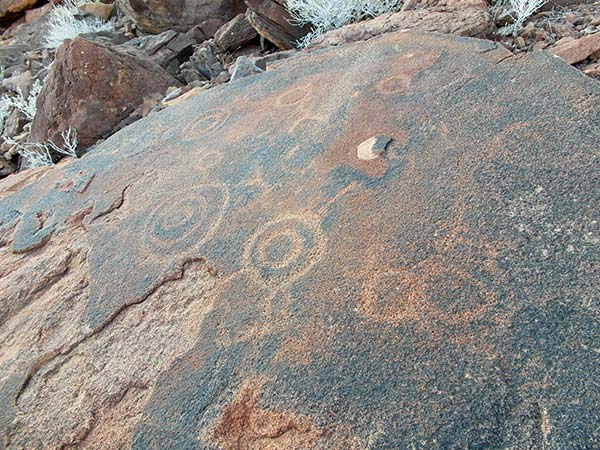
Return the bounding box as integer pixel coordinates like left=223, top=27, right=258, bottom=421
left=0, top=31, right=599, bottom=449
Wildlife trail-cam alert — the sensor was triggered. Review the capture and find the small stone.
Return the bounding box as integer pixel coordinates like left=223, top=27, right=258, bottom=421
left=357, top=135, right=392, bottom=160
left=581, top=62, right=600, bottom=77
left=534, top=30, right=548, bottom=42
left=229, top=56, right=263, bottom=81
left=117, top=0, right=243, bottom=34
left=520, top=22, right=536, bottom=39
left=78, top=2, right=114, bottom=21
left=0, top=158, right=16, bottom=178
left=163, top=86, right=205, bottom=108
left=182, top=43, right=224, bottom=81
left=1, top=69, right=31, bottom=94
left=212, top=70, right=231, bottom=84
left=25, top=3, right=51, bottom=23
left=551, top=32, right=600, bottom=65
left=252, top=49, right=297, bottom=70
left=515, top=36, right=527, bottom=49
left=564, top=12, right=578, bottom=24
left=163, top=86, right=182, bottom=102
left=214, top=13, right=258, bottom=52
left=554, top=36, right=576, bottom=46
left=582, top=26, right=599, bottom=36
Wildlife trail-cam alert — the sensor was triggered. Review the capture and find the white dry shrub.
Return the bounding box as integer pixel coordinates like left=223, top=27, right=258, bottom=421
left=2, top=80, right=44, bottom=120
left=496, top=0, right=547, bottom=36
left=16, top=128, right=79, bottom=168
left=45, top=0, right=116, bottom=50
left=17, top=143, right=54, bottom=168
left=47, top=128, right=78, bottom=158
left=286, top=0, right=402, bottom=47
left=0, top=79, right=43, bottom=121
left=0, top=96, right=11, bottom=131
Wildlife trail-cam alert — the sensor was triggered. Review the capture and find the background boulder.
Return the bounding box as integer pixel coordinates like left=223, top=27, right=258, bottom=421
left=30, top=37, right=179, bottom=149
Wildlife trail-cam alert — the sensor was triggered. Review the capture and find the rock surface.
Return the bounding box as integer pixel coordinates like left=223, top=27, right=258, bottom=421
left=29, top=37, right=179, bottom=149
left=1, top=31, right=599, bottom=449
left=309, top=6, right=496, bottom=49
left=117, top=0, right=245, bottom=34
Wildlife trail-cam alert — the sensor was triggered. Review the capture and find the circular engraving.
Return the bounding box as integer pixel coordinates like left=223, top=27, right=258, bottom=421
left=375, top=74, right=412, bottom=95
left=359, top=265, right=496, bottom=328
left=144, top=184, right=228, bottom=254
left=245, top=216, right=322, bottom=286
left=277, top=86, right=310, bottom=106
left=195, top=148, right=224, bottom=171
left=186, top=110, right=229, bottom=137
left=425, top=270, right=495, bottom=326
left=161, top=110, right=230, bottom=143
left=359, top=269, right=432, bottom=325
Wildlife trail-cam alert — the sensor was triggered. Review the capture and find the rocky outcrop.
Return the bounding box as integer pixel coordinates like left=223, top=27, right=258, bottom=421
left=309, top=6, right=496, bottom=49
left=117, top=0, right=246, bottom=34
left=121, top=30, right=197, bottom=77
left=1, top=31, right=599, bottom=449
left=214, top=13, right=258, bottom=52
left=244, top=0, right=310, bottom=49
left=178, top=41, right=227, bottom=83
left=550, top=33, right=600, bottom=64
left=29, top=37, right=179, bottom=149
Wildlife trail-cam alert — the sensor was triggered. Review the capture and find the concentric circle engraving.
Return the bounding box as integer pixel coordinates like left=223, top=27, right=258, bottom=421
left=144, top=184, right=228, bottom=254
left=244, top=216, right=322, bottom=286
left=161, top=110, right=230, bottom=143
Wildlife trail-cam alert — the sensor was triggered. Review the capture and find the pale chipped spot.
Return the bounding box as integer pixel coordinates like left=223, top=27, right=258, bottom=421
left=357, top=135, right=391, bottom=160
left=540, top=405, right=551, bottom=442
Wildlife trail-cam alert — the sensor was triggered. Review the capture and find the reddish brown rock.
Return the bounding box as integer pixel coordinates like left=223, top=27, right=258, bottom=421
left=215, top=13, right=258, bottom=52
left=0, top=0, right=35, bottom=19
left=117, top=0, right=245, bottom=34
left=24, top=3, right=51, bottom=23
left=409, top=0, right=488, bottom=8
left=581, top=60, right=600, bottom=77
left=245, top=0, right=310, bottom=49
left=30, top=37, right=179, bottom=149
left=0, top=158, right=16, bottom=178
left=550, top=32, right=600, bottom=64
left=308, top=6, right=496, bottom=50
left=210, top=380, right=322, bottom=449
left=78, top=2, right=114, bottom=21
